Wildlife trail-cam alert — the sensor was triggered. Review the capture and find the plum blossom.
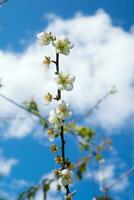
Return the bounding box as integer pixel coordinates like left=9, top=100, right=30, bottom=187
left=55, top=72, right=75, bottom=91
left=52, top=36, right=74, bottom=55
left=56, top=100, right=72, bottom=120
left=61, top=169, right=74, bottom=186
left=48, top=110, right=63, bottom=129
left=48, top=100, right=72, bottom=128
left=37, top=32, right=55, bottom=45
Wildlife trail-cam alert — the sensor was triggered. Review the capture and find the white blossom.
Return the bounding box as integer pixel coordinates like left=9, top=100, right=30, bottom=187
left=52, top=36, right=74, bottom=55
left=61, top=169, right=74, bottom=186
left=37, top=32, right=55, bottom=45
left=48, top=110, right=63, bottom=129
left=55, top=72, right=75, bottom=91
left=56, top=100, right=72, bottom=120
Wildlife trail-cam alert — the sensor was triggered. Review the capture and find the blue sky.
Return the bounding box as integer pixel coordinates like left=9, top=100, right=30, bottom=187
left=0, top=0, right=134, bottom=199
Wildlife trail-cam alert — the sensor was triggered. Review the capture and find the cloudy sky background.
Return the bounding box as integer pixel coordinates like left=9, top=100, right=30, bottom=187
left=0, top=0, right=134, bottom=199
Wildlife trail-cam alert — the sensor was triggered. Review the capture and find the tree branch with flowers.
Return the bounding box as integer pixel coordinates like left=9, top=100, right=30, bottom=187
left=37, top=31, right=75, bottom=200
left=16, top=32, right=114, bottom=200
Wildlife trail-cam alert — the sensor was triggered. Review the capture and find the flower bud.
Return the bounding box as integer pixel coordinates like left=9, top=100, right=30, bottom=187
left=42, top=56, right=51, bottom=70
left=50, top=144, right=58, bottom=153
left=55, top=156, right=63, bottom=164
left=44, top=92, right=53, bottom=105
left=48, top=128, right=55, bottom=142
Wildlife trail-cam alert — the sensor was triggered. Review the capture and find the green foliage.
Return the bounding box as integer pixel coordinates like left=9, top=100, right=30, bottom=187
left=75, top=126, right=95, bottom=139
left=95, top=153, right=103, bottom=161
left=17, top=186, right=39, bottom=200
left=39, top=117, right=48, bottom=129
left=23, top=98, right=48, bottom=129
left=75, top=125, right=95, bottom=151
left=42, top=179, right=54, bottom=193
left=76, top=162, right=87, bottom=180
left=23, top=98, right=39, bottom=116
left=17, top=179, right=54, bottom=200
left=64, top=123, right=95, bottom=151
left=17, top=98, right=112, bottom=199
left=75, top=157, right=90, bottom=180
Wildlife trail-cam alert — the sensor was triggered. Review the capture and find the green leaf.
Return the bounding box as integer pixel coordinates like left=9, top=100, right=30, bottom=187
left=76, top=157, right=89, bottom=180
left=23, top=98, right=39, bottom=116
left=79, top=141, right=90, bottom=151
left=95, top=153, right=103, bottom=161
left=75, top=126, right=95, bottom=139
left=43, top=183, right=50, bottom=192
left=17, top=191, right=26, bottom=200
left=76, top=163, right=86, bottom=180
left=39, top=117, right=48, bottom=128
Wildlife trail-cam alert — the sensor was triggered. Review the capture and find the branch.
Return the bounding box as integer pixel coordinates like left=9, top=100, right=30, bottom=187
left=71, top=86, right=117, bottom=123
left=55, top=53, right=70, bottom=196
left=104, top=166, right=134, bottom=192
left=0, top=93, right=48, bottom=127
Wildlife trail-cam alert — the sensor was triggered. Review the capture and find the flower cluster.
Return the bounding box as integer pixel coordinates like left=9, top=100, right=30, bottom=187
left=37, top=31, right=74, bottom=56
left=37, top=31, right=75, bottom=199
left=37, top=31, right=75, bottom=91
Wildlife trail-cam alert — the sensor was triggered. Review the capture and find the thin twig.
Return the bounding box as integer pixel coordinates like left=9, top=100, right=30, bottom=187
left=72, top=86, right=117, bottom=123
left=0, top=93, right=48, bottom=126
left=104, top=166, right=134, bottom=192
left=0, top=93, right=29, bottom=112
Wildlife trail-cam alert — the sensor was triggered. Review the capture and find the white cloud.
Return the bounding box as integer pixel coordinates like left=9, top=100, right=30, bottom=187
left=95, top=165, right=115, bottom=182
left=3, top=113, right=36, bottom=139
left=0, top=149, right=18, bottom=176
left=1, top=9, right=134, bottom=137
